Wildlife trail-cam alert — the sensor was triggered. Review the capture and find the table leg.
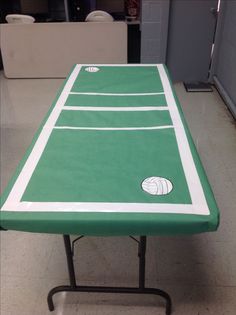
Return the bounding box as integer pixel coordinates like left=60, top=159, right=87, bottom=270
left=63, top=235, right=77, bottom=288
left=47, top=235, right=172, bottom=314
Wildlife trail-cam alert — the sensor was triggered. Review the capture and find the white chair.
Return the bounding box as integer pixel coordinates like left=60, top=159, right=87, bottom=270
left=6, top=14, right=35, bottom=24
left=85, top=11, right=114, bottom=22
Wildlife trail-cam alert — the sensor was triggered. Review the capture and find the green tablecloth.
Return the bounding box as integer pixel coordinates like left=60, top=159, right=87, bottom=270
left=0, top=65, right=220, bottom=235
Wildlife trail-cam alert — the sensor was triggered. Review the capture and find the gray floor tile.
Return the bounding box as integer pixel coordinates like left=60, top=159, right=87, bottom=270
left=0, top=275, right=42, bottom=315
left=0, top=231, right=56, bottom=278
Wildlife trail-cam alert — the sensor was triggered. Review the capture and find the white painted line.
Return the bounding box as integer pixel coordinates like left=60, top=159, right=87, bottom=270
left=3, top=201, right=210, bottom=215
left=53, top=126, right=174, bottom=131
left=62, top=106, right=168, bottom=111
left=69, top=92, right=164, bottom=96
left=76, top=64, right=162, bottom=67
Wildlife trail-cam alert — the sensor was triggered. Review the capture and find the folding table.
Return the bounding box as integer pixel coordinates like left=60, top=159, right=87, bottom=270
left=0, top=64, right=220, bottom=314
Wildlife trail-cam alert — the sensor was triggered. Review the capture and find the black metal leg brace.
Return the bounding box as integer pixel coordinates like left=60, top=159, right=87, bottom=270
left=47, top=235, right=172, bottom=315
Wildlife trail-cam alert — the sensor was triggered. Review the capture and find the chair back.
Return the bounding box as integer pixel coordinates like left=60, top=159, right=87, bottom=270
left=6, top=14, right=35, bottom=24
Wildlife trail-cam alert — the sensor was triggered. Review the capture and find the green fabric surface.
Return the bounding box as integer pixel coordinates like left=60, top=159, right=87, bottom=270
left=0, top=64, right=220, bottom=235
left=0, top=211, right=218, bottom=236
left=56, top=110, right=172, bottom=128
left=65, top=94, right=167, bottom=107
left=22, top=129, right=191, bottom=204
left=71, top=66, right=164, bottom=93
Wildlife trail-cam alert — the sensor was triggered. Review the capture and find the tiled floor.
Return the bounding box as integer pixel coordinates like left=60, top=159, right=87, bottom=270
left=0, top=73, right=236, bottom=315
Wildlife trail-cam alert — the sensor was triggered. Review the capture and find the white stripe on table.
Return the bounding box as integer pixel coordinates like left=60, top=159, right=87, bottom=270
left=2, top=201, right=210, bottom=215
left=62, top=106, right=168, bottom=111
left=53, top=126, right=174, bottom=131
left=157, top=64, right=209, bottom=215
left=69, top=92, right=164, bottom=96
left=1, top=65, right=82, bottom=206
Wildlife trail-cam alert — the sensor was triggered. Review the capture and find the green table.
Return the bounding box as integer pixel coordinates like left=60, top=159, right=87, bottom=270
left=0, top=65, right=220, bottom=314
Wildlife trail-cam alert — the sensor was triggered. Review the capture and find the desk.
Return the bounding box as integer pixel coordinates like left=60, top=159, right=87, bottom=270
left=0, top=64, right=219, bottom=314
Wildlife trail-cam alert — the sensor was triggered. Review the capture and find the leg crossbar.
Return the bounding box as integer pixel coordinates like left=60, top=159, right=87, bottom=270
left=47, top=235, right=172, bottom=315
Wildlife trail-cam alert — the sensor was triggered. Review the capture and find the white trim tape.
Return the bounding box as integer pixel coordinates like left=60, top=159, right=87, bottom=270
left=157, top=64, right=209, bottom=215
left=53, top=126, right=174, bottom=131
left=69, top=92, right=164, bottom=96
left=3, top=201, right=209, bottom=215
left=62, top=106, right=168, bottom=111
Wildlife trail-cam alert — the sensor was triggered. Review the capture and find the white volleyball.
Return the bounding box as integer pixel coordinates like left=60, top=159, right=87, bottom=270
left=85, top=67, right=100, bottom=73
left=142, top=177, right=173, bottom=195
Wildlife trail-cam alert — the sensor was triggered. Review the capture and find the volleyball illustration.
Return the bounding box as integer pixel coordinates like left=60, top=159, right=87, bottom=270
left=85, top=67, right=100, bottom=73
left=141, top=177, right=173, bottom=195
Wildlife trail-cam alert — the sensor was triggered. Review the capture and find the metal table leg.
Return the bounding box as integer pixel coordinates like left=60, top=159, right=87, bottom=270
left=47, top=235, right=172, bottom=315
